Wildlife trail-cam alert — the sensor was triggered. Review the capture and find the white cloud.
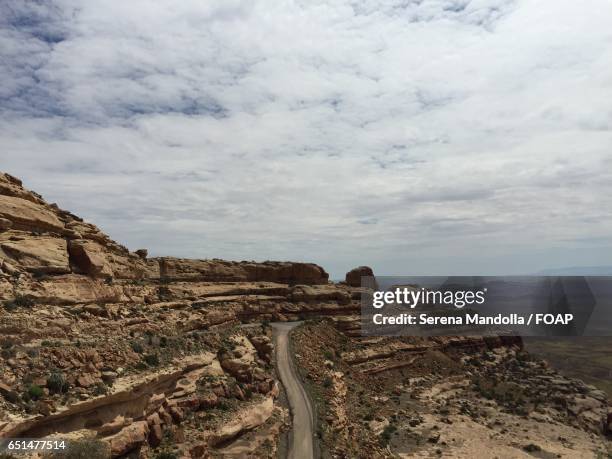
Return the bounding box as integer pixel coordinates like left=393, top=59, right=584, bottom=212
left=1, top=0, right=612, bottom=277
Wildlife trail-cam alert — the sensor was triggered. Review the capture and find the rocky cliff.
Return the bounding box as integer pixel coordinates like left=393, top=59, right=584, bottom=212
left=0, top=172, right=350, bottom=458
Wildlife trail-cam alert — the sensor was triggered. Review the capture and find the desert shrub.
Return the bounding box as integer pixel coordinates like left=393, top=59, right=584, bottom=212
left=216, top=400, right=230, bottom=411
left=131, top=341, right=144, bottom=353
left=155, top=453, right=178, bottom=459
left=3, top=294, right=34, bottom=311
left=144, top=353, right=160, bottom=366
left=26, top=384, right=43, bottom=400
left=159, top=336, right=168, bottom=347
left=47, top=372, right=69, bottom=394
left=93, top=382, right=108, bottom=396
left=322, top=377, right=333, bottom=388
left=1, top=348, right=16, bottom=360
left=27, top=348, right=39, bottom=358
left=48, top=438, right=110, bottom=459
left=380, top=424, right=397, bottom=444
left=323, top=350, right=335, bottom=360
left=3, top=390, right=20, bottom=404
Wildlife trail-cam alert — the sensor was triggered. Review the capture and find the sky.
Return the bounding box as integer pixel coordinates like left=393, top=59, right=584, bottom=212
left=1, top=0, right=612, bottom=279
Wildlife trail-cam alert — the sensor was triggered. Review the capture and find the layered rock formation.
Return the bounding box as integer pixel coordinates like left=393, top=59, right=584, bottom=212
left=0, top=172, right=328, bottom=288
left=0, top=172, right=345, bottom=458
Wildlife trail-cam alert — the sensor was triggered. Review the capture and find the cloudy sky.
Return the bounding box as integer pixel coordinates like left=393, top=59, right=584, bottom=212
left=1, top=0, right=612, bottom=278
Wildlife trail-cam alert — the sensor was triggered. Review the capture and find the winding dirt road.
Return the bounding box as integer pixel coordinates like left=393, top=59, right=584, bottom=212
left=272, top=322, right=315, bottom=459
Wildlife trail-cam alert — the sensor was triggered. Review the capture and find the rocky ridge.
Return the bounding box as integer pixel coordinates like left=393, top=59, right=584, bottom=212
left=0, top=172, right=352, bottom=458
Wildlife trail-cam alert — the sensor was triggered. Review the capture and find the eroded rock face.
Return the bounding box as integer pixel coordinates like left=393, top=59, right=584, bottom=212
left=0, top=172, right=330, bottom=290
left=1, top=236, right=70, bottom=274
left=345, top=266, right=375, bottom=287
left=68, top=239, right=113, bottom=278
left=157, top=257, right=329, bottom=285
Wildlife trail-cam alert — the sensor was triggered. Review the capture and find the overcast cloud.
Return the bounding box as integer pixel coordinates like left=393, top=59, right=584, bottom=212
left=1, top=0, right=612, bottom=278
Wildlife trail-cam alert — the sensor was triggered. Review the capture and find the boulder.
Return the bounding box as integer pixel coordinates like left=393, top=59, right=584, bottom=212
left=108, top=421, right=150, bottom=457
left=208, top=397, right=274, bottom=446
left=68, top=240, right=112, bottom=278
left=148, top=424, right=163, bottom=447
left=219, top=336, right=258, bottom=382
left=249, top=335, right=273, bottom=362
left=345, top=266, right=376, bottom=287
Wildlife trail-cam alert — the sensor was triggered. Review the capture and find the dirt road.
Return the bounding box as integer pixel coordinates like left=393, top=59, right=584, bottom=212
left=272, top=322, right=315, bottom=459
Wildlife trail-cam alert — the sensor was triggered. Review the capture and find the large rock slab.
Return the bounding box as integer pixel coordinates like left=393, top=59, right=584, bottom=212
left=16, top=275, right=125, bottom=305
left=0, top=195, right=65, bottom=233
left=1, top=236, right=70, bottom=274
left=108, top=421, right=149, bottom=457
left=156, top=258, right=329, bottom=285
left=158, top=258, right=247, bottom=282
left=209, top=397, right=274, bottom=446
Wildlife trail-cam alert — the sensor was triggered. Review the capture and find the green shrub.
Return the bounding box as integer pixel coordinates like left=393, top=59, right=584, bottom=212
left=26, top=384, right=43, bottom=400
left=47, top=372, right=69, bottom=394
left=322, top=377, right=333, bottom=388
left=131, top=341, right=144, bottom=353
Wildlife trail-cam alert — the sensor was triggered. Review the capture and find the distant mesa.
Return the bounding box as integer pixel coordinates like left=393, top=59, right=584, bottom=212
left=538, top=266, right=612, bottom=276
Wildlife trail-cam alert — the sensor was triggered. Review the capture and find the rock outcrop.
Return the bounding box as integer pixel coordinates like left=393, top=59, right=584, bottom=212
left=345, top=265, right=375, bottom=287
